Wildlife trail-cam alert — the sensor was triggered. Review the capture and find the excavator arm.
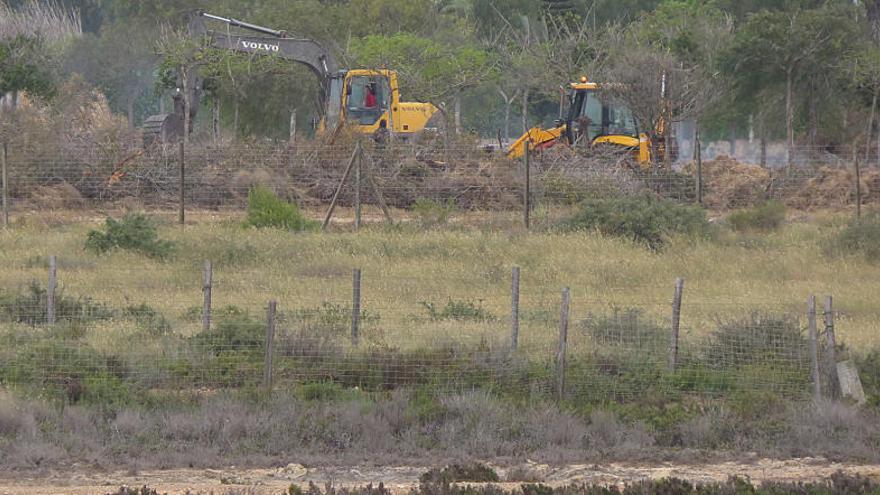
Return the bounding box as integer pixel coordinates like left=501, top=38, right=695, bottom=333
left=144, top=11, right=341, bottom=145
left=507, top=125, right=568, bottom=159
left=189, top=12, right=339, bottom=84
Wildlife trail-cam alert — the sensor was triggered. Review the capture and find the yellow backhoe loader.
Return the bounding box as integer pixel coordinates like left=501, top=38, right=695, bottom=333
left=507, top=77, right=673, bottom=167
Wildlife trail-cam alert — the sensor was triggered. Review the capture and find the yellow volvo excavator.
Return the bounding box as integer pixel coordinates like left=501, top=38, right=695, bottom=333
left=507, top=77, right=672, bottom=167
left=145, top=12, right=441, bottom=144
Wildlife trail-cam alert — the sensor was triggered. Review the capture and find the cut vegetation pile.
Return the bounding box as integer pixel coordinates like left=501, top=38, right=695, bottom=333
left=686, top=157, right=771, bottom=209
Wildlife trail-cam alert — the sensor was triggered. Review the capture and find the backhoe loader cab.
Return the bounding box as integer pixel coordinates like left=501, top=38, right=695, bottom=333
left=507, top=78, right=660, bottom=165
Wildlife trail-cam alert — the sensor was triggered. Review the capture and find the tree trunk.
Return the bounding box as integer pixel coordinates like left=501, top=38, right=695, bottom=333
left=866, top=89, right=877, bottom=165
left=453, top=93, right=461, bottom=134
left=728, top=121, right=736, bottom=158
left=127, top=100, right=135, bottom=129
left=181, top=67, right=190, bottom=145
left=504, top=101, right=511, bottom=146
left=760, top=122, right=767, bottom=168
left=786, top=69, right=794, bottom=170
left=233, top=98, right=240, bottom=140
left=808, top=74, right=818, bottom=156
left=521, top=88, right=530, bottom=133
left=212, top=96, right=220, bottom=145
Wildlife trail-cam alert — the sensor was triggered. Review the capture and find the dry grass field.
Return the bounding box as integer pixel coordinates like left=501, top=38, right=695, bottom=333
left=0, top=207, right=877, bottom=350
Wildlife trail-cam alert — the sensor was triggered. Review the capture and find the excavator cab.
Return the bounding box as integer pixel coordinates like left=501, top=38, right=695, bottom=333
left=344, top=75, right=391, bottom=125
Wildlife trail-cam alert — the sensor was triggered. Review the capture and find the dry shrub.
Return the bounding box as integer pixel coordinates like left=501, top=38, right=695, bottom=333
left=28, top=182, right=84, bottom=209
left=684, top=156, right=771, bottom=209
left=7, top=76, right=137, bottom=201
left=784, top=400, right=880, bottom=460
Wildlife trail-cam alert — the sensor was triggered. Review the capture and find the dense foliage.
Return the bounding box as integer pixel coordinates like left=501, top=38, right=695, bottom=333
left=3, top=0, right=880, bottom=148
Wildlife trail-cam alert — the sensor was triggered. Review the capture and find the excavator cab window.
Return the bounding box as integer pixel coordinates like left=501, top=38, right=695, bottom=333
left=345, top=75, right=389, bottom=125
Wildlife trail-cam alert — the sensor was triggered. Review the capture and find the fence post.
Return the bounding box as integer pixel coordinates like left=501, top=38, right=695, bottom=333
left=289, top=108, right=297, bottom=147
left=202, top=260, right=213, bottom=333
left=1, top=142, right=8, bottom=228
left=47, top=255, right=57, bottom=326
left=824, top=296, right=839, bottom=399
left=178, top=141, right=185, bottom=226
left=808, top=295, right=821, bottom=400
left=854, top=156, right=862, bottom=220
left=510, top=267, right=520, bottom=350
left=351, top=268, right=361, bottom=347
left=669, top=277, right=684, bottom=372
left=557, top=287, right=570, bottom=403
left=264, top=300, right=277, bottom=393
left=354, top=150, right=362, bottom=230
left=523, top=141, right=530, bottom=230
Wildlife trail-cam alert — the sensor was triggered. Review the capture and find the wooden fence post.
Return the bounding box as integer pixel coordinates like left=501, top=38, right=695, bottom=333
left=264, top=300, right=277, bottom=393
left=808, top=295, right=821, bottom=400
left=669, top=277, right=684, bottom=372
left=824, top=296, right=839, bottom=399
left=351, top=268, right=361, bottom=347
left=202, top=260, right=213, bottom=333
left=523, top=141, right=531, bottom=230
left=1, top=142, right=8, bottom=228
left=510, top=267, right=520, bottom=350
left=47, top=255, right=57, bottom=326
left=557, top=287, right=570, bottom=402
left=178, top=141, right=185, bottom=226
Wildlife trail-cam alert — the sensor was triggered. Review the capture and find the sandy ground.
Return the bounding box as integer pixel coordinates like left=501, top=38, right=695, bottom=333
left=1, top=458, right=880, bottom=495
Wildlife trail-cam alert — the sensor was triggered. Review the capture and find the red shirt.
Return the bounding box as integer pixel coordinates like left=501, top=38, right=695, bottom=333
left=365, top=91, right=377, bottom=108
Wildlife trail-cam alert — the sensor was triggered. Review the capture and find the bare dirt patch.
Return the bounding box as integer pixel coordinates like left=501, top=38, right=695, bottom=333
left=1, top=459, right=879, bottom=495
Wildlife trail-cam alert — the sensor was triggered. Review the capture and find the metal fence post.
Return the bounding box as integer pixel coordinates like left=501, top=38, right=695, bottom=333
left=202, top=260, right=213, bottom=333
left=47, top=255, right=57, bottom=326
left=351, top=268, right=361, bottom=346
left=808, top=295, right=821, bottom=400
left=557, top=287, right=570, bottom=402
left=264, top=300, right=277, bottom=393
left=510, top=267, right=520, bottom=350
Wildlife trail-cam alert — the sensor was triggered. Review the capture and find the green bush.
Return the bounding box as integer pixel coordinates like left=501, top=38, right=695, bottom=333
left=727, top=201, right=787, bottom=232
left=824, top=215, right=880, bottom=263
left=562, top=196, right=710, bottom=249
left=0, top=282, right=112, bottom=327
left=421, top=299, right=496, bottom=322
left=706, top=312, right=808, bottom=370
left=245, top=186, right=313, bottom=231
left=85, top=213, right=174, bottom=259
left=411, top=198, right=455, bottom=228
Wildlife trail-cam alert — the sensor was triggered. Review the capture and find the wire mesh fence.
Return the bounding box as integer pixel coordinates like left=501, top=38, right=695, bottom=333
left=0, top=259, right=848, bottom=407
left=1, top=141, right=878, bottom=221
